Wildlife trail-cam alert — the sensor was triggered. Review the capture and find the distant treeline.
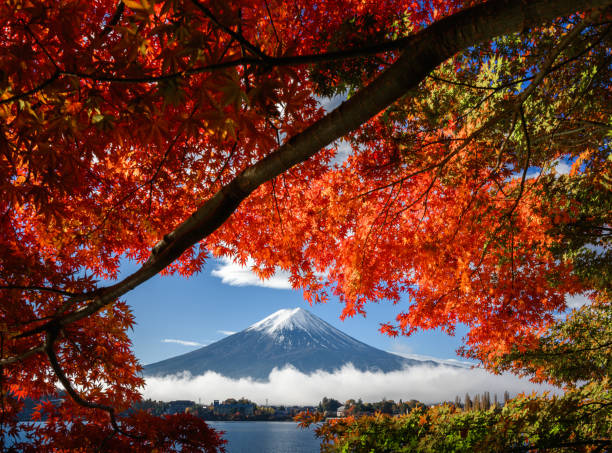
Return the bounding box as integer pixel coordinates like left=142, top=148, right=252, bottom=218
left=454, top=391, right=511, bottom=411
left=131, top=398, right=314, bottom=421
left=318, top=396, right=426, bottom=416
left=319, top=392, right=514, bottom=416
left=17, top=391, right=515, bottom=422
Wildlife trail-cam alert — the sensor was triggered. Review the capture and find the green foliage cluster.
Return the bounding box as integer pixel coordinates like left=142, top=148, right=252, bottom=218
left=541, top=170, right=612, bottom=296
left=314, top=385, right=611, bottom=452
left=493, top=304, right=612, bottom=387
left=340, top=398, right=425, bottom=415
left=309, top=304, right=612, bottom=452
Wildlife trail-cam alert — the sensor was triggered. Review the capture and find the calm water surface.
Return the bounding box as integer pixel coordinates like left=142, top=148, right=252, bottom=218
left=207, top=421, right=321, bottom=453
left=8, top=421, right=321, bottom=452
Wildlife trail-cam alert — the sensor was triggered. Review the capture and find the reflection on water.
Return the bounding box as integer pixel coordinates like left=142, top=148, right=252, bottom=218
left=207, top=421, right=321, bottom=453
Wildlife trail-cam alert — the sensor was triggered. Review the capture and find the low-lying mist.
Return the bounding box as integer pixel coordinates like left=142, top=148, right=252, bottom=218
left=143, top=364, right=559, bottom=405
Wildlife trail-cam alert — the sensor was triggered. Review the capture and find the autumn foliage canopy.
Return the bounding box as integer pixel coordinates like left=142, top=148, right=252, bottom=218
left=1, top=0, right=611, bottom=450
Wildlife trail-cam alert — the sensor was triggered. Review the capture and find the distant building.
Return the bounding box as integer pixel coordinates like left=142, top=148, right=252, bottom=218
left=213, top=400, right=255, bottom=416
left=336, top=406, right=346, bottom=417
left=166, top=400, right=194, bottom=414
left=273, top=407, right=289, bottom=418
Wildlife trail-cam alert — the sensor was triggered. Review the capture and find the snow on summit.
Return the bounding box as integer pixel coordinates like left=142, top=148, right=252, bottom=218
left=244, top=307, right=371, bottom=351
left=246, top=307, right=329, bottom=335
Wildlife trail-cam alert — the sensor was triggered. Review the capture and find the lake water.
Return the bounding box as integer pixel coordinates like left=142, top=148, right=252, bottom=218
left=8, top=421, right=322, bottom=452
left=208, top=421, right=321, bottom=453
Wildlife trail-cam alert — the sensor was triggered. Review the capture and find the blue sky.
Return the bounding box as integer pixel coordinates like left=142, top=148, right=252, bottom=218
left=115, top=257, right=469, bottom=366
left=109, top=98, right=582, bottom=403
left=118, top=94, right=580, bottom=372
left=113, top=96, right=584, bottom=378
left=120, top=257, right=564, bottom=404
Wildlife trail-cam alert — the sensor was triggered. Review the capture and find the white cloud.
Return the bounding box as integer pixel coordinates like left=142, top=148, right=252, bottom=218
left=390, top=351, right=473, bottom=368
left=316, top=94, right=345, bottom=113
left=143, top=364, right=559, bottom=406
left=565, top=293, right=591, bottom=310
left=554, top=160, right=572, bottom=175
left=218, top=330, right=236, bottom=336
left=515, top=159, right=572, bottom=181
left=162, top=339, right=207, bottom=347
left=525, top=169, right=541, bottom=180
left=330, top=139, right=352, bottom=166
left=211, top=257, right=293, bottom=290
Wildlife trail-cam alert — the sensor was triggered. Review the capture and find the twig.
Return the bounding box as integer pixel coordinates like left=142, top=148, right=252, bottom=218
left=0, top=71, right=60, bottom=106
left=189, top=0, right=270, bottom=60
left=0, top=285, right=83, bottom=298
left=271, top=177, right=284, bottom=235
left=100, top=1, right=125, bottom=37
left=263, top=0, right=281, bottom=49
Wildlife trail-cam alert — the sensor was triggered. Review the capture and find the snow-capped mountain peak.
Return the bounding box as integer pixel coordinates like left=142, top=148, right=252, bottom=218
left=144, top=307, right=439, bottom=380
left=246, top=307, right=325, bottom=335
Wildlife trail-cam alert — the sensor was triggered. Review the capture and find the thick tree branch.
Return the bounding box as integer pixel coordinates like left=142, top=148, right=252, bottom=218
left=16, top=0, right=612, bottom=337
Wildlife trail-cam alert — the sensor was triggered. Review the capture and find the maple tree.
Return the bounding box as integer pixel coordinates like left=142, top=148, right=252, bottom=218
left=1, top=0, right=611, bottom=450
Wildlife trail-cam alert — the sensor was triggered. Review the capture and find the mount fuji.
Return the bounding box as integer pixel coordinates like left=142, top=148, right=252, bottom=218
left=143, top=308, right=437, bottom=380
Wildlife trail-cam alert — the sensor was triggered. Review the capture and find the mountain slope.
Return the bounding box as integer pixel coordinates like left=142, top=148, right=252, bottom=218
left=144, top=308, right=436, bottom=380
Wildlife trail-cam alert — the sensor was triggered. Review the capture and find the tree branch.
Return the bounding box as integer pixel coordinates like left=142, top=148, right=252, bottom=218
left=44, top=326, right=141, bottom=440
left=2, top=6, right=604, bottom=105
left=0, top=71, right=60, bottom=106
left=263, top=0, right=281, bottom=49
left=0, top=345, right=45, bottom=366
left=101, top=1, right=125, bottom=37
left=0, top=285, right=83, bottom=298
left=13, top=0, right=612, bottom=340
left=189, top=0, right=269, bottom=60
left=0, top=38, right=425, bottom=105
